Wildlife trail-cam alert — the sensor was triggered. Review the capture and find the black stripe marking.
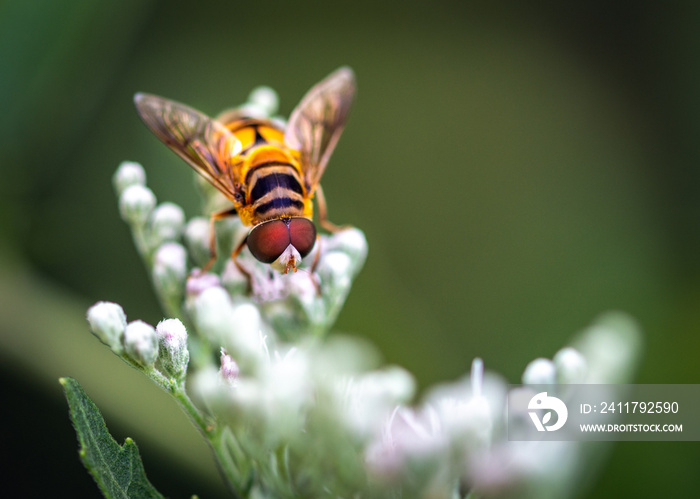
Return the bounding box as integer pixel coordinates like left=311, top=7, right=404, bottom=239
left=245, top=161, right=296, bottom=183
left=253, top=126, right=267, bottom=146
left=240, top=125, right=269, bottom=155
left=255, top=197, right=304, bottom=215
left=250, top=173, right=303, bottom=203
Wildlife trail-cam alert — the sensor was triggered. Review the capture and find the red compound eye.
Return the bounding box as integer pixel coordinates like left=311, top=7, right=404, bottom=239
left=247, top=219, right=291, bottom=263
left=289, top=218, right=317, bottom=258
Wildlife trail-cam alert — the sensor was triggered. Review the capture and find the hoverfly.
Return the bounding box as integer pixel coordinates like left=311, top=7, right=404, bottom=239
left=134, top=67, right=355, bottom=276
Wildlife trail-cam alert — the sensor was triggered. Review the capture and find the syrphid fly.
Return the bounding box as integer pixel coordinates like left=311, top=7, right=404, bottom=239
left=134, top=67, right=355, bottom=276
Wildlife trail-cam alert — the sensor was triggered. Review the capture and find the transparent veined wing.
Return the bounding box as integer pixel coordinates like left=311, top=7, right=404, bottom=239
left=134, top=93, right=243, bottom=199
left=284, top=67, right=356, bottom=195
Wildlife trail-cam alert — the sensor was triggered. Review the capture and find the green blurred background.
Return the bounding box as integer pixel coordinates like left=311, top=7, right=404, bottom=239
left=1, top=0, right=699, bottom=496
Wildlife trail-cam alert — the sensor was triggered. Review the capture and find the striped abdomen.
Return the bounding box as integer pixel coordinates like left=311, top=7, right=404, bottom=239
left=247, top=165, right=306, bottom=221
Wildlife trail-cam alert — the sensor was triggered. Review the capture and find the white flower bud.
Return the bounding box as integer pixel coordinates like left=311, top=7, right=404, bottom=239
left=553, top=347, right=587, bottom=384
left=225, top=302, right=266, bottom=365
left=367, top=366, right=416, bottom=402
left=191, top=286, right=233, bottom=343
left=192, top=287, right=266, bottom=368
left=186, top=272, right=221, bottom=299
left=429, top=389, right=492, bottom=449
left=287, top=268, right=319, bottom=298
left=248, top=86, right=279, bottom=116
left=119, top=184, right=156, bottom=226
left=151, top=202, right=185, bottom=243
left=572, top=313, right=642, bottom=383
left=424, top=360, right=505, bottom=452
left=340, top=366, right=415, bottom=439
left=365, top=406, right=446, bottom=482
left=522, top=358, right=556, bottom=385
left=184, top=217, right=211, bottom=267
left=86, top=301, right=126, bottom=354
left=254, top=349, right=310, bottom=439
left=269, top=272, right=321, bottom=335
left=324, top=228, right=368, bottom=274
left=317, top=251, right=352, bottom=293
left=155, top=318, right=189, bottom=379
left=216, top=348, right=312, bottom=441
left=113, top=161, right=146, bottom=195
left=152, top=242, right=187, bottom=300
left=123, top=320, right=158, bottom=366
left=220, top=350, right=240, bottom=384
left=237, top=102, right=268, bottom=119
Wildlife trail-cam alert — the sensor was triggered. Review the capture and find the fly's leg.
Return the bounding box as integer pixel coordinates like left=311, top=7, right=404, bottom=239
left=199, top=207, right=238, bottom=273
left=310, top=234, right=322, bottom=273
left=197, top=208, right=252, bottom=292
left=231, top=235, right=252, bottom=291
left=309, top=234, right=323, bottom=295
left=316, top=184, right=350, bottom=233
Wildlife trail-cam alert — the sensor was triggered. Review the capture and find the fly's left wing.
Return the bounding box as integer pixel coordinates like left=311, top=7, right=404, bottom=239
left=284, top=67, right=356, bottom=195
left=134, top=93, right=243, bottom=199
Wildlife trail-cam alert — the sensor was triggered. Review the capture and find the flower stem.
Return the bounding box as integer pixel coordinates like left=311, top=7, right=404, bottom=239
left=210, top=426, right=251, bottom=496
left=172, top=383, right=246, bottom=495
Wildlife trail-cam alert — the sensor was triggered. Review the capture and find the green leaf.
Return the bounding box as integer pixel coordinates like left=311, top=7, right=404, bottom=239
left=60, top=377, right=165, bottom=499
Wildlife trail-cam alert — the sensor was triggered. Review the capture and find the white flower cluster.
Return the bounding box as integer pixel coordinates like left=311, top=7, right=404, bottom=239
left=189, top=309, right=639, bottom=498
left=87, top=301, right=189, bottom=388
left=87, top=88, right=643, bottom=498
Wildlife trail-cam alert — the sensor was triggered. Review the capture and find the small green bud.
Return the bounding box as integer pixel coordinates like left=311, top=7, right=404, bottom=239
left=155, top=318, right=189, bottom=379
left=113, top=161, right=146, bottom=195
left=123, top=320, right=158, bottom=366
left=86, top=301, right=126, bottom=354
left=119, top=184, right=156, bottom=226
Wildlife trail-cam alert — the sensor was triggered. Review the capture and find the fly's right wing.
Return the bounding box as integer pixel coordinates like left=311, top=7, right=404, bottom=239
left=284, top=67, right=356, bottom=195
